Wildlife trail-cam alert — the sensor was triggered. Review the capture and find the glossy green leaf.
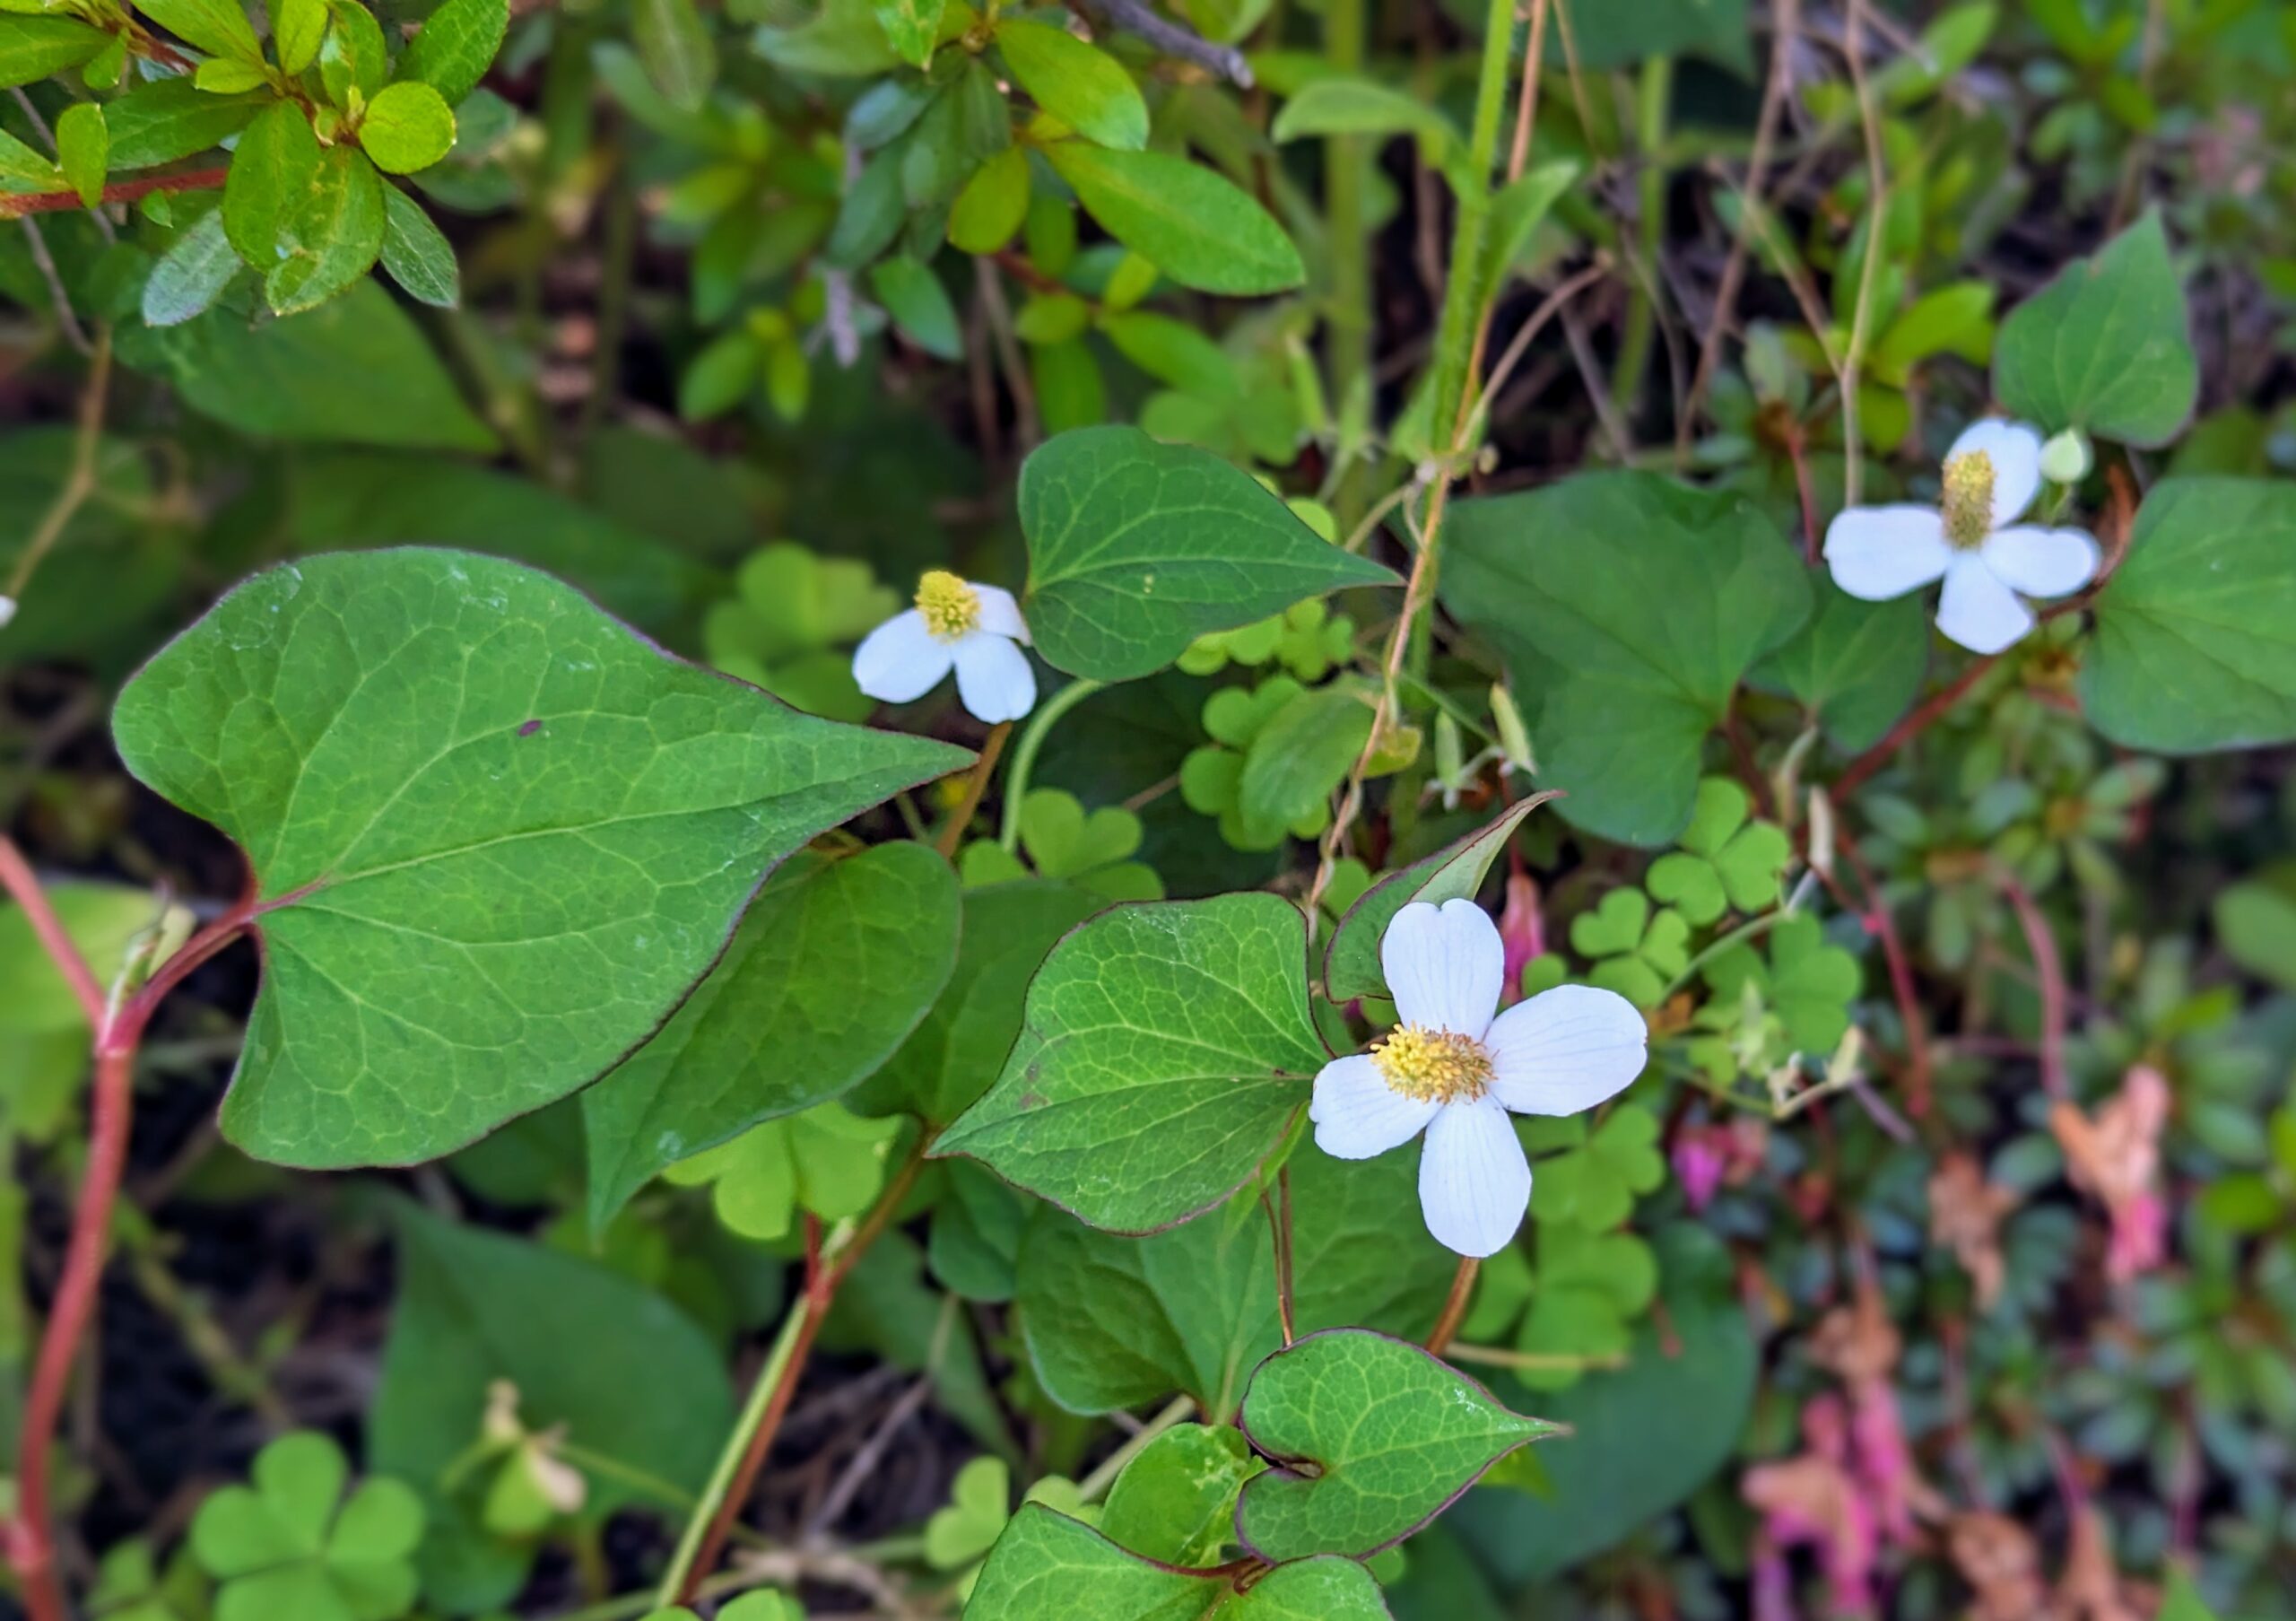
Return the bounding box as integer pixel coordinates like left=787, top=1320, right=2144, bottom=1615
left=1042, top=144, right=1303, bottom=296
left=997, top=20, right=1146, bottom=152
left=1019, top=426, right=1397, bottom=682
left=139, top=0, right=263, bottom=60
left=372, top=1202, right=735, bottom=1609
left=55, top=100, right=105, bottom=207
left=852, top=879, right=1101, bottom=1127
left=1751, top=579, right=1928, bottom=752
left=949, top=143, right=1030, bottom=252
left=358, top=80, right=457, bottom=174
left=1325, top=794, right=1553, bottom=1004
left=105, top=81, right=269, bottom=170
left=110, top=548, right=966, bottom=1168
left=378, top=186, right=458, bottom=306
left=1441, top=471, right=1812, bottom=845
left=969, top=1506, right=1391, bottom=1618
left=937, top=893, right=1324, bottom=1233
left=142, top=207, right=242, bottom=327
left=273, top=0, right=326, bottom=74
left=1993, top=210, right=2196, bottom=447
left=224, top=100, right=321, bottom=266
left=871, top=0, right=945, bottom=66
left=2083, top=476, right=2296, bottom=753
left=0, top=16, right=109, bottom=88
left=633, top=0, right=717, bottom=111
left=265, top=144, right=386, bottom=314
left=871, top=254, right=962, bottom=360
left=1271, top=76, right=1457, bottom=155
left=399, top=0, right=509, bottom=105
left=1236, top=1329, right=1553, bottom=1562
left=582, top=842, right=959, bottom=1227
left=1100, top=1424, right=1261, bottom=1567
left=319, top=0, right=387, bottom=103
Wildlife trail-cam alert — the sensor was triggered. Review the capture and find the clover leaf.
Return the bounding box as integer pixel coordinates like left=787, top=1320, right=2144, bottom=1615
left=1645, top=778, right=1791, bottom=926
left=1529, top=1103, right=1665, bottom=1231
left=1178, top=597, right=1357, bottom=683
left=702, top=543, right=901, bottom=722
left=1569, top=888, right=1691, bottom=1007
left=924, top=1457, right=1092, bottom=1599
left=1702, top=912, right=1862, bottom=1054
left=189, top=1432, right=424, bottom=1621
left=639, top=1594, right=804, bottom=1621
left=87, top=1541, right=205, bottom=1621
left=959, top=788, right=1163, bottom=900
left=663, top=1102, right=901, bottom=1242
left=1511, top=1225, right=1658, bottom=1392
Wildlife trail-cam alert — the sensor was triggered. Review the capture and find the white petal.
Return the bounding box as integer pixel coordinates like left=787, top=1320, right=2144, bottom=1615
left=972, top=584, right=1030, bottom=644
left=852, top=610, right=954, bottom=704
left=1935, top=554, right=2035, bottom=655
left=1417, top=1096, right=1531, bottom=1259
left=952, top=632, right=1037, bottom=724
left=1979, top=525, right=2100, bottom=599
left=1381, top=899, right=1503, bottom=1037
left=1483, top=984, right=1648, bottom=1117
left=1945, top=419, right=2044, bottom=527
left=1311, top=1053, right=1439, bottom=1159
left=1823, top=506, right=1952, bottom=601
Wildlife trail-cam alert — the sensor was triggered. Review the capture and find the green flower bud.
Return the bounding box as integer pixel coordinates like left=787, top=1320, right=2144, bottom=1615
left=2039, top=426, right=2092, bottom=484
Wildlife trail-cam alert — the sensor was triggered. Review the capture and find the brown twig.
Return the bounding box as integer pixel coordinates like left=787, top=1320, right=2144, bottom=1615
left=1425, top=1254, right=1480, bottom=1356
left=0, top=166, right=229, bottom=220
left=1831, top=656, right=1998, bottom=799
left=933, top=722, right=1009, bottom=860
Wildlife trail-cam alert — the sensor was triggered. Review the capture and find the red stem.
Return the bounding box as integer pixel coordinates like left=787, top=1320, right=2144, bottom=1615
left=0, top=166, right=229, bottom=220
left=0, top=838, right=104, bottom=1027
left=1425, top=1254, right=1479, bottom=1356
left=1831, top=835, right=1932, bottom=1118
left=1831, top=655, right=1999, bottom=800
left=1990, top=863, right=2069, bottom=1102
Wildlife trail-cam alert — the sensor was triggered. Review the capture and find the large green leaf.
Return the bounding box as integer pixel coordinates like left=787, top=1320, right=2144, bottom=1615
left=1041, top=144, right=1304, bottom=296
left=0, top=17, right=109, bottom=88
left=582, top=842, right=960, bottom=1227
left=370, top=1202, right=734, bottom=1611
left=116, top=282, right=499, bottom=451
left=265, top=144, right=386, bottom=314
left=852, top=879, right=1102, bottom=1127
left=110, top=548, right=968, bottom=1167
left=967, top=1506, right=1390, bottom=1618
left=1100, top=1424, right=1262, bottom=1567
left=223, top=101, right=321, bottom=267
left=1750, top=580, right=1929, bottom=752
left=1993, top=210, right=2196, bottom=448
left=400, top=0, right=509, bottom=104
left=1448, top=1226, right=1757, bottom=1582
left=996, top=20, right=1146, bottom=152
left=1019, top=427, right=1397, bottom=682
left=1014, top=1147, right=1452, bottom=1417
left=105, top=80, right=270, bottom=170
left=2083, top=476, right=2296, bottom=752
left=1236, top=1330, right=1553, bottom=1562
left=1324, top=795, right=1552, bottom=1004
left=1440, top=472, right=1812, bottom=845
left=936, top=893, right=1324, bottom=1232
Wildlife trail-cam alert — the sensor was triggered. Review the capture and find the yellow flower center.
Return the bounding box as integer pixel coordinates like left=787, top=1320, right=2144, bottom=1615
left=1940, top=449, right=1996, bottom=550
left=916, top=571, right=981, bottom=641
left=1370, top=1024, right=1494, bottom=1104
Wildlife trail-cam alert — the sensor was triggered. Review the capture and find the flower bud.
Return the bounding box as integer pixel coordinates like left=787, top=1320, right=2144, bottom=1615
left=2039, top=426, right=2092, bottom=484
left=1489, top=683, right=1535, bottom=776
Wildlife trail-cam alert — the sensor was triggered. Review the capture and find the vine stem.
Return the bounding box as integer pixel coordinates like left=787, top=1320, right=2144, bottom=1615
left=998, top=678, right=1105, bottom=852
left=6, top=326, right=110, bottom=614
left=0, top=165, right=228, bottom=219
left=934, top=723, right=1011, bottom=860
left=660, top=1142, right=930, bottom=1606
left=1990, top=864, right=2069, bottom=1102
left=1830, top=655, right=1998, bottom=798
left=1076, top=1394, right=1196, bottom=1503
left=0, top=835, right=256, bottom=1621
left=1425, top=1255, right=1479, bottom=1356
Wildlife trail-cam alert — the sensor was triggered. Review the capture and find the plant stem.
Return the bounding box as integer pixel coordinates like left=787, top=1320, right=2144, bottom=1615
left=1425, top=1254, right=1479, bottom=1356
left=659, top=1145, right=930, bottom=1606
left=1831, top=656, right=1998, bottom=798
left=935, top=722, right=1011, bottom=860
left=1447, top=1342, right=1626, bottom=1373
left=5, top=326, right=111, bottom=612
left=998, top=679, right=1105, bottom=852
left=1323, top=0, right=1371, bottom=536
left=1837, top=0, right=1888, bottom=507
left=1611, top=54, right=1672, bottom=422
left=1076, top=1394, right=1196, bottom=1503
left=0, top=167, right=228, bottom=219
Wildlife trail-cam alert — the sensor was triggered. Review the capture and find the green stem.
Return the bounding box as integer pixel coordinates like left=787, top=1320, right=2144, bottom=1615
left=998, top=677, right=1106, bottom=852
left=653, top=1297, right=813, bottom=1607
left=1611, top=54, right=1671, bottom=421
left=1324, top=0, right=1371, bottom=536
left=1421, top=0, right=1517, bottom=463
left=1076, top=1395, right=1197, bottom=1503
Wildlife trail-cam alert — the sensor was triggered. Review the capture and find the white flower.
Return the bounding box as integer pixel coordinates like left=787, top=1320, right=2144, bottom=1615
left=1823, top=419, right=2100, bottom=656
left=1311, top=898, right=1648, bottom=1259
left=0, top=595, right=15, bottom=630
left=852, top=571, right=1036, bottom=724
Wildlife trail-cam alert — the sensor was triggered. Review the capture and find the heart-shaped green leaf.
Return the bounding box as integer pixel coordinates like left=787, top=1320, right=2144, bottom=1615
left=581, top=841, right=959, bottom=1227
left=191, top=1432, right=425, bottom=1621
left=1751, top=580, right=1928, bottom=752
left=1993, top=210, right=2196, bottom=448
left=1235, top=1329, right=1558, bottom=1562
left=2083, top=476, right=2296, bottom=753
left=1442, top=472, right=1811, bottom=845
left=1101, top=1424, right=1262, bottom=1568
left=1020, top=427, right=1397, bottom=682
left=969, top=1505, right=1392, bottom=1618
left=936, top=893, right=1325, bottom=1233
left=111, top=549, right=965, bottom=1169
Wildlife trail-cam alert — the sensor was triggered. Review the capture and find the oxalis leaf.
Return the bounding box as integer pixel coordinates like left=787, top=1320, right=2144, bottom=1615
left=2081, top=476, right=2296, bottom=753
left=967, top=1504, right=1392, bottom=1618
left=935, top=892, right=1326, bottom=1233
left=1441, top=471, right=1811, bottom=846
left=110, top=548, right=968, bottom=1168
left=1020, top=426, right=1398, bottom=683
left=581, top=841, right=961, bottom=1230
left=1324, top=792, right=1559, bottom=1004
left=1234, top=1329, right=1558, bottom=1563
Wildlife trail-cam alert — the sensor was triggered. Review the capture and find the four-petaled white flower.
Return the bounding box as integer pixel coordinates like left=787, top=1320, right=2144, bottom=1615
left=1311, top=899, right=1648, bottom=1258
left=852, top=571, right=1037, bottom=724
left=1824, top=419, right=2100, bottom=656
